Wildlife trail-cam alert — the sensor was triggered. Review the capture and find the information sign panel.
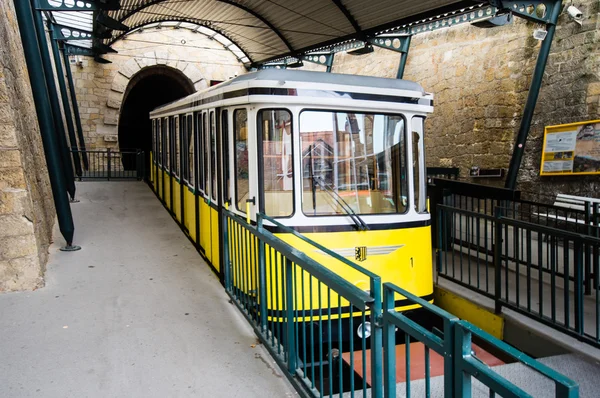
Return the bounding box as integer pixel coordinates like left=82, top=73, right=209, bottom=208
left=540, top=120, right=600, bottom=176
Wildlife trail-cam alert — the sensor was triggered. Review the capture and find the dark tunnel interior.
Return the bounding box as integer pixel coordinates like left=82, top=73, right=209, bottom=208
left=118, top=68, right=194, bottom=175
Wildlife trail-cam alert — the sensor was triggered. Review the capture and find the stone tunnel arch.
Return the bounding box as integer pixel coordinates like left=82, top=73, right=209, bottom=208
left=117, top=65, right=196, bottom=172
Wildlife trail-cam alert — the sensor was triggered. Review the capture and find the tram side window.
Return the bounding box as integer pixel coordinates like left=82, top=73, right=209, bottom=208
left=234, top=109, right=249, bottom=212
left=222, top=110, right=229, bottom=204
left=152, top=120, right=156, bottom=164
left=172, top=117, right=180, bottom=177
left=300, top=110, right=408, bottom=216
left=197, top=113, right=205, bottom=193
left=163, top=117, right=169, bottom=171
left=412, top=117, right=426, bottom=213
left=180, top=116, right=186, bottom=181
left=211, top=111, right=217, bottom=201
left=203, top=113, right=210, bottom=197
left=257, top=109, right=293, bottom=217
left=157, top=120, right=162, bottom=166
left=186, top=115, right=194, bottom=186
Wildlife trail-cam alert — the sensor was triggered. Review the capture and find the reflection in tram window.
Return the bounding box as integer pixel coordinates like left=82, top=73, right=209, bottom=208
left=300, top=110, right=407, bottom=216
left=234, top=109, right=249, bottom=212
left=211, top=112, right=217, bottom=201
left=258, top=109, right=293, bottom=217
left=187, top=115, right=194, bottom=185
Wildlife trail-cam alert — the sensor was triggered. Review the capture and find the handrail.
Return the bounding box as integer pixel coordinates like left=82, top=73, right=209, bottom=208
left=224, top=209, right=373, bottom=310
left=455, top=320, right=579, bottom=398
left=497, top=214, right=600, bottom=245
left=383, top=282, right=458, bottom=398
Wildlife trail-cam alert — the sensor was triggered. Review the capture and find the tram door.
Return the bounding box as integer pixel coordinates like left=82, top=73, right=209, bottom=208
left=231, top=108, right=257, bottom=222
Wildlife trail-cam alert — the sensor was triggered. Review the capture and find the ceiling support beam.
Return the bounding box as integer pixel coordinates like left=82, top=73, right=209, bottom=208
left=216, top=0, right=294, bottom=53
left=504, top=0, right=563, bottom=189
left=60, top=43, right=89, bottom=170
left=31, top=2, right=77, bottom=200
left=13, top=0, right=77, bottom=249
left=331, top=0, right=362, bottom=33
left=48, top=22, right=83, bottom=177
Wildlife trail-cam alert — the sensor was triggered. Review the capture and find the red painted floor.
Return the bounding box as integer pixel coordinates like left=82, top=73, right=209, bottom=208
left=342, top=342, right=504, bottom=385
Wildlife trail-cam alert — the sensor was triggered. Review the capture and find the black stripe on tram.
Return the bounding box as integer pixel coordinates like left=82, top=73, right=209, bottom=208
left=262, top=219, right=431, bottom=234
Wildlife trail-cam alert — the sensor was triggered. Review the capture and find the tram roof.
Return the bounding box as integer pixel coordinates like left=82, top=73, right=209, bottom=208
left=151, top=69, right=428, bottom=115
left=42, top=1, right=499, bottom=66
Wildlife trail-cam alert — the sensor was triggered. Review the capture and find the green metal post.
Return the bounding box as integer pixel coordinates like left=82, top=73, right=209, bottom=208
left=48, top=23, right=82, bottom=177
left=30, top=3, right=76, bottom=199
left=395, top=35, right=412, bottom=79
left=505, top=0, right=563, bottom=190
left=382, top=286, right=396, bottom=398
left=285, top=257, right=296, bottom=374
left=370, top=278, right=383, bottom=398
left=13, top=0, right=77, bottom=248
left=325, top=53, right=334, bottom=73
left=60, top=44, right=89, bottom=170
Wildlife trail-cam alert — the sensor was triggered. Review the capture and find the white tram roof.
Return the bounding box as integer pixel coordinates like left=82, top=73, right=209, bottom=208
left=150, top=69, right=430, bottom=117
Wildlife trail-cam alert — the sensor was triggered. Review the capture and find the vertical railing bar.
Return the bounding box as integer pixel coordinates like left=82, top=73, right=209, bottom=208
left=539, top=232, right=544, bottom=317
left=338, top=295, right=343, bottom=398
left=327, top=288, right=333, bottom=398
left=574, top=241, right=584, bottom=335
left=564, top=237, right=570, bottom=330
left=285, top=257, right=296, bottom=374
left=425, top=345, right=431, bottom=398
left=350, top=304, right=355, bottom=398
left=514, top=223, right=520, bottom=307
left=551, top=236, right=557, bottom=323
left=301, top=268, right=307, bottom=380
left=274, top=251, right=281, bottom=352
left=269, top=246, right=276, bottom=347
left=405, top=333, right=410, bottom=398
left=526, top=229, right=532, bottom=312
left=318, top=281, right=324, bottom=398
left=361, top=310, right=367, bottom=398
left=310, top=273, right=315, bottom=389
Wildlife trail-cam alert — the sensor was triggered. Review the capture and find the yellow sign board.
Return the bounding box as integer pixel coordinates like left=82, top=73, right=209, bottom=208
left=540, top=120, right=600, bottom=176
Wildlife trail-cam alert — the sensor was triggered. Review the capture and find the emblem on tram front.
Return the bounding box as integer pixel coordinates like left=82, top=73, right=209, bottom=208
left=355, top=246, right=367, bottom=262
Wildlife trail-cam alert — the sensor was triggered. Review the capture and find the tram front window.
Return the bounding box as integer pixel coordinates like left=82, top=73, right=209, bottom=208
left=300, top=110, right=408, bottom=216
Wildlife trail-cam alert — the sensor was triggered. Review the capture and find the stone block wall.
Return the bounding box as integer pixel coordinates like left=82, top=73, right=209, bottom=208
left=0, top=0, right=55, bottom=292
left=68, top=27, right=246, bottom=149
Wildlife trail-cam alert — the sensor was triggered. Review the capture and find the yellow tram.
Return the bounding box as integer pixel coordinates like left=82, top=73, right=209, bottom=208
left=149, top=69, right=434, bottom=337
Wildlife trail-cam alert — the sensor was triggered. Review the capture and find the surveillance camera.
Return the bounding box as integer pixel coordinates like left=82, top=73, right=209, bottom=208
left=567, top=5, right=583, bottom=22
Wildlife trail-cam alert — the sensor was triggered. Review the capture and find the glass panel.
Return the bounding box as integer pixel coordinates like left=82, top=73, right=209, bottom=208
left=173, top=117, right=179, bottom=176
left=187, top=115, right=194, bottom=186
left=412, top=117, right=427, bottom=213
left=234, top=109, right=249, bottom=212
left=211, top=111, right=217, bottom=201
left=258, top=109, right=293, bottom=217
left=203, top=113, right=209, bottom=196
left=222, top=110, right=230, bottom=204
left=163, top=117, right=169, bottom=171
left=300, top=110, right=407, bottom=216
left=198, top=113, right=204, bottom=192
left=158, top=119, right=162, bottom=166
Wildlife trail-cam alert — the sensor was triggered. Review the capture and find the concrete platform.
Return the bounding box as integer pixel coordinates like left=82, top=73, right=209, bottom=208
left=0, top=182, right=296, bottom=398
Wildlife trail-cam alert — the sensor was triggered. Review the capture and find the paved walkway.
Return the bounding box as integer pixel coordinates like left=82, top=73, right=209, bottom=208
left=0, top=182, right=296, bottom=398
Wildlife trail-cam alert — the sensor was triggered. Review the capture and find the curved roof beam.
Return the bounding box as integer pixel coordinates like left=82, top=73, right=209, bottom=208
left=331, top=0, right=361, bottom=34
left=114, top=0, right=293, bottom=54
left=107, top=19, right=254, bottom=64
left=216, top=0, right=294, bottom=53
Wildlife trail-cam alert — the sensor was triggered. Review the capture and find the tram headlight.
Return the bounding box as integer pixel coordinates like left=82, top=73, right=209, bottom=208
left=357, top=322, right=372, bottom=339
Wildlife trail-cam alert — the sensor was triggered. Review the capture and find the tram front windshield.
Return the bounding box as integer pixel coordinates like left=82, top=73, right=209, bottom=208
left=300, top=110, right=408, bottom=216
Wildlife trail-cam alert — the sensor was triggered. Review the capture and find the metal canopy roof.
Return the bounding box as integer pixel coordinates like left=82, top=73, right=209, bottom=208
left=107, top=0, right=482, bottom=63
left=40, top=1, right=561, bottom=66
left=40, top=0, right=502, bottom=65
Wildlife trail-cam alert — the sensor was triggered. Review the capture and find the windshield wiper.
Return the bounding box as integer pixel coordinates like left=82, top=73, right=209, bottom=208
left=312, top=176, right=369, bottom=231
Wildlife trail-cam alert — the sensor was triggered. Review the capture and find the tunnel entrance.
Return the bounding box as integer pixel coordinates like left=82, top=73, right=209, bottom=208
left=118, top=66, right=195, bottom=176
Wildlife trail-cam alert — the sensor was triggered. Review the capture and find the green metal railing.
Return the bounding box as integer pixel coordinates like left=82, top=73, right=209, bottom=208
left=71, top=149, right=145, bottom=181
left=437, top=202, right=600, bottom=347
left=222, top=209, right=579, bottom=397
left=454, top=321, right=579, bottom=397
left=383, top=283, right=458, bottom=398
left=222, top=209, right=381, bottom=397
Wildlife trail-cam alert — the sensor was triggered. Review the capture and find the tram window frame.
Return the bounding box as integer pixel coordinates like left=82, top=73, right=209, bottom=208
left=162, top=117, right=169, bottom=172
left=180, top=115, right=187, bottom=182
left=411, top=116, right=427, bottom=214
left=152, top=120, right=157, bottom=164
left=210, top=111, right=217, bottom=201
left=298, top=109, right=409, bottom=217
left=203, top=112, right=210, bottom=199
left=196, top=112, right=204, bottom=193
left=257, top=108, right=295, bottom=218
left=221, top=110, right=230, bottom=205
left=186, top=114, right=194, bottom=187
left=157, top=119, right=162, bottom=166
left=171, top=116, right=180, bottom=178
left=233, top=109, right=249, bottom=213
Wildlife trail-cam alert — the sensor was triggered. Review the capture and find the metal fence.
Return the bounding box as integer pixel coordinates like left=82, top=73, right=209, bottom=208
left=221, top=208, right=578, bottom=397
left=71, top=149, right=145, bottom=180
left=437, top=201, right=600, bottom=347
